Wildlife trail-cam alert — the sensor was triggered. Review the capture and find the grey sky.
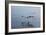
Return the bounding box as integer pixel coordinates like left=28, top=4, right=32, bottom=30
left=11, top=6, right=41, bottom=28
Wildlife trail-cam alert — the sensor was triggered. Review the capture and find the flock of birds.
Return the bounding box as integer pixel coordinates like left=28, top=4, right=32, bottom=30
left=21, top=16, right=34, bottom=18
left=21, top=16, right=34, bottom=27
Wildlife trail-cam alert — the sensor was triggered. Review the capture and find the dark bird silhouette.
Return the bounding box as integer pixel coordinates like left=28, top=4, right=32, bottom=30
left=26, top=16, right=34, bottom=19
left=21, top=16, right=24, bottom=18
left=27, top=21, right=34, bottom=27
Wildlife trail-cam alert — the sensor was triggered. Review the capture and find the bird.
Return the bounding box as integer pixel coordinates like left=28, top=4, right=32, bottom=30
left=26, top=16, right=34, bottom=19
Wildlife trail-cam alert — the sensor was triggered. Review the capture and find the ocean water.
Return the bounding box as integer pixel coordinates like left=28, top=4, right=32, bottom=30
left=11, top=6, right=40, bottom=29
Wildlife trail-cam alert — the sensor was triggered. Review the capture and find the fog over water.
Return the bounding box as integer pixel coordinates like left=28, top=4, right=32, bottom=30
left=11, top=6, right=40, bottom=29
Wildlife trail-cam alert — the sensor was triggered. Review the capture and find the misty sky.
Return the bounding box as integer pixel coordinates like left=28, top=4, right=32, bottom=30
left=11, top=6, right=41, bottom=28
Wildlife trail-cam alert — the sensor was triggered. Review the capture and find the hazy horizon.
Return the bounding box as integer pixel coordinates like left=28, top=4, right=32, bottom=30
left=11, top=6, right=40, bottom=29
